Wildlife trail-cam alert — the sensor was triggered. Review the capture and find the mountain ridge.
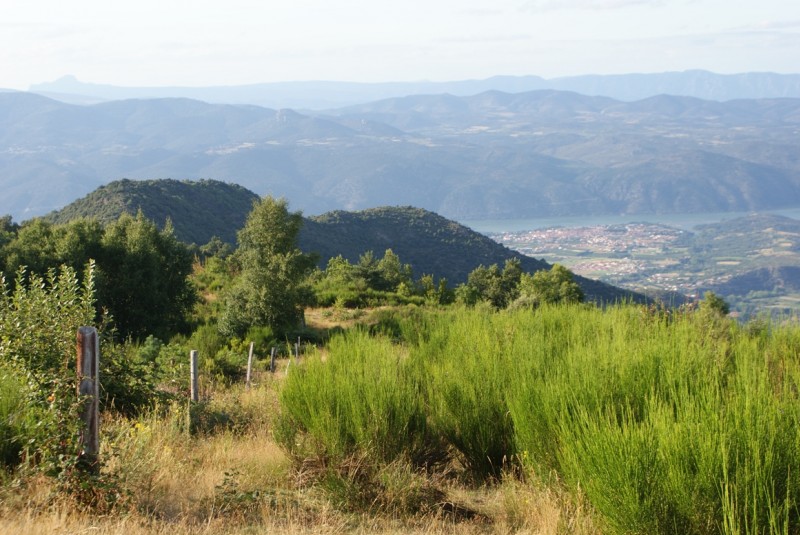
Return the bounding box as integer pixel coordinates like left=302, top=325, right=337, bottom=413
left=3, top=90, right=799, bottom=223
left=29, top=70, right=800, bottom=109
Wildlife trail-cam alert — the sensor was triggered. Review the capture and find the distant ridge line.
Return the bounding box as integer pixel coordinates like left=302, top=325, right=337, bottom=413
left=29, top=70, right=800, bottom=109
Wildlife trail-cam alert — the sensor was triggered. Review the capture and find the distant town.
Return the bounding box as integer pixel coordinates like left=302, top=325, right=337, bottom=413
left=492, top=223, right=700, bottom=297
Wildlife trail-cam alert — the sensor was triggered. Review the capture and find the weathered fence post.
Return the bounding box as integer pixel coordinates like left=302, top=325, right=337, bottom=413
left=270, top=346, right=276, bottom=373
left=295, top=337, right=300, bottom=359
left=246, top=342, right=255, bottom=388
left=77, top=326, right=99, bottom=473
left=190, top=350, right=199, bottom=402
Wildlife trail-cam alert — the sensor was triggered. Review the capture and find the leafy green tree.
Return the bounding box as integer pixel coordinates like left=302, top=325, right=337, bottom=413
left=517, top=264, right=584, bottom=306
left=700, top=291, right=730, bottom=316
left=0, top=263, right=96, bottom=471
left=376, top=249, right=413, bottom=291
left=2, top=218, right=103, bottom=283
left=198, top=235, right=233, bottom=259
left=98, top=212, right=196, bottom=340
left=456, top=259, right=523, bottom=308
left=324, top=255, right=356, bottom=283
left=418, top=274, right=454, bottom=305
left=354, top=250, right=381, bottom=290
left=218, top=197, right=315, bottom=337
left=0, top=215, right=18, bottom=269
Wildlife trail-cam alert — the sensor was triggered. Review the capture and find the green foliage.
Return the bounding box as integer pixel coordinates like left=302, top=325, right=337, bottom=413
left=0, top=363, right=26, bottom=467
left=219, top=197, right=315, bottom=338
left=516, top=263, right=585, bottom=307
left=98, top=212, right=196, bottom=340
left=0, top=264, right=96, bottom=474
left=277, top=305, right=800, bottom=533
left=44, top=178, right=259, bottom=246
left=415, top=311, right=517, bottom=478
left=0, top=212, right=196, bottom=342
left=311, top=249, right=420, bottom=308
left=2, top=218, right=104, bottom=283
left=455, top=258, right=525, bottom=308
left=101, top=340, right=172, bottom=417
left=276, top=329, right=435, bottom=466
left=701, top=290, right=730, bottom=316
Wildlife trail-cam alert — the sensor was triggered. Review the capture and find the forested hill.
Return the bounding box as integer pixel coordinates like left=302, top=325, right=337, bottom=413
left=43, top=178, right=259, bottom=245
left=298, top=206, right=639, bottom=303
left=41, top=179, right=638, bottom=303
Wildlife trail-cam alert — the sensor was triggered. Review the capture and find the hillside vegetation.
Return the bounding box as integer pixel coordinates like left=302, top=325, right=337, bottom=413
left=43, top=178, right=258, bottom=245
left=1, top=193, right=798, bottom=534
left=42, top=179, right=637, bottom=302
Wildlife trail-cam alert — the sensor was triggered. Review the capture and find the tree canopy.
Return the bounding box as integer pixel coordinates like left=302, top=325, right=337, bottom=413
left=218, top=197, right=316, bottom=337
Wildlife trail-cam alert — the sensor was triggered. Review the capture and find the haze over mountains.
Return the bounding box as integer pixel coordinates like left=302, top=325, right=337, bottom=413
left=3, top=88, right=800, bottom=222
left=2, top=71, right=800, bottom=223
left=26, top=71, right=800, bottom=109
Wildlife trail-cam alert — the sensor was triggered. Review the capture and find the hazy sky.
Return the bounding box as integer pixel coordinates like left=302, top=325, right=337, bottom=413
left=2, top=0, right=798, bottom=89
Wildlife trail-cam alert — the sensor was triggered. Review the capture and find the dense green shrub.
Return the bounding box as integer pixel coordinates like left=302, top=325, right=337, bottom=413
left=0, top=264, right=95, bottom=473
left=276, top=304, right=800, bottom=533
left=0, top=364, right=26, bottom=468
left=276, top=329, right=436, bottom=466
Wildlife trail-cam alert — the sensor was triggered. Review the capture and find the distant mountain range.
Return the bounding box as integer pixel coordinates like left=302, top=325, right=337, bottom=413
left=2, top=88, right=799, bottom=222
left=42, top=178, right=637, bottom=303
left=28, top=71, right=800, bottom=109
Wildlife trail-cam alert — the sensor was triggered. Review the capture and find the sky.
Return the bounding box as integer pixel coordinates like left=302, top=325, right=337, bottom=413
left=1, top=0, right=799, bottom=90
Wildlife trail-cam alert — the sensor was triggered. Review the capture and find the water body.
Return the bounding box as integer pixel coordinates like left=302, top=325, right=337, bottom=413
left=461, top=207, right=800, bottom=234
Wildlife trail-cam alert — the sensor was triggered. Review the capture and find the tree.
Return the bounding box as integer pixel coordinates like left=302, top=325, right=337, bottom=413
left=456, top=258, right=523, bottom=309
left=98, top=212, right=196, bottom=340
left=700, top=291, right=730, bottom=316
left=218, top=197, right=315, bottom=337
left=2, top=218, right=104, bottom=282
left=517, top=264, right=584, bottom=306
left=376, top=249, right=413, bottom=291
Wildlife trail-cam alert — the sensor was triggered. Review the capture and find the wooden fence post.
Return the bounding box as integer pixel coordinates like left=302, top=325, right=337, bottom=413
left=246, top=342, right=254, bottom=388
left=190, top=350, right=199, bottom=402
left=270, top=346, right=276, bottom=373
left=76, top=326, right=99, bottom=473
left=295, top=337, right=300, bottom=359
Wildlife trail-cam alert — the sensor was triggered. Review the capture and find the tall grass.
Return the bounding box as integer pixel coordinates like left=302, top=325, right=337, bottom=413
left=412, top=310, right=516, bottom=478
left=276, top=329, right=432, bottom=465
left=277, top=304, right=800, bottom=533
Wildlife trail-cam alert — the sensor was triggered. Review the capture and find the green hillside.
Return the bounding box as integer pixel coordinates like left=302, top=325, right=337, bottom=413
left=298, top=206, right=638, bottom=303
left=41, top=179, right=637, bottom=303
left=43, top=178, right=259, bottom=245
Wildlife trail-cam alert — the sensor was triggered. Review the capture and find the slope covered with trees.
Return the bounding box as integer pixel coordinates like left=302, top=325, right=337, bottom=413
left=40, top=180, right=639, bottom=303
left=300, top=206, right=636, bottom=303
left=44, top=178, right=259, bottom=245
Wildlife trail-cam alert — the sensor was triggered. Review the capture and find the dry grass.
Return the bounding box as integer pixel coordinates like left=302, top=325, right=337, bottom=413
left=0, top=363, right=600, bottom=534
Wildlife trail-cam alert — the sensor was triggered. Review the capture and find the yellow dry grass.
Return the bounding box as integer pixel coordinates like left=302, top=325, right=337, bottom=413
left=0, top=364, right=599, bottom=534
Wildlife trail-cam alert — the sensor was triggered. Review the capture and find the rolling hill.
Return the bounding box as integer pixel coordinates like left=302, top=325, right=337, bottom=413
left=42, top=178, right=259, bottom=245
left=42, top=179, right=637, bottom=303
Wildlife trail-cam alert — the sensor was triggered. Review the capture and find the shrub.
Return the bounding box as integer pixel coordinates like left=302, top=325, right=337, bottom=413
left=276, top=329, right=435, bottom=466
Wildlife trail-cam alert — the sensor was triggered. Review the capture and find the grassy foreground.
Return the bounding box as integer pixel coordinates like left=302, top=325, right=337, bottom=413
left=3, top=303, right=800, bottom=534
left=0, top=375, right=595, bottom=534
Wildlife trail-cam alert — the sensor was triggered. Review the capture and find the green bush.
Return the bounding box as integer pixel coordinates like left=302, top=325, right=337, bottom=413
left=0, top=265, right=95, bottom=473
left=0, top=364, right=26, bottom=468
left=276, top=329, right=435, bottom=466
left=276, top=304, right=800, bottom=532
left=413, top=311, right=516, bottom=478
